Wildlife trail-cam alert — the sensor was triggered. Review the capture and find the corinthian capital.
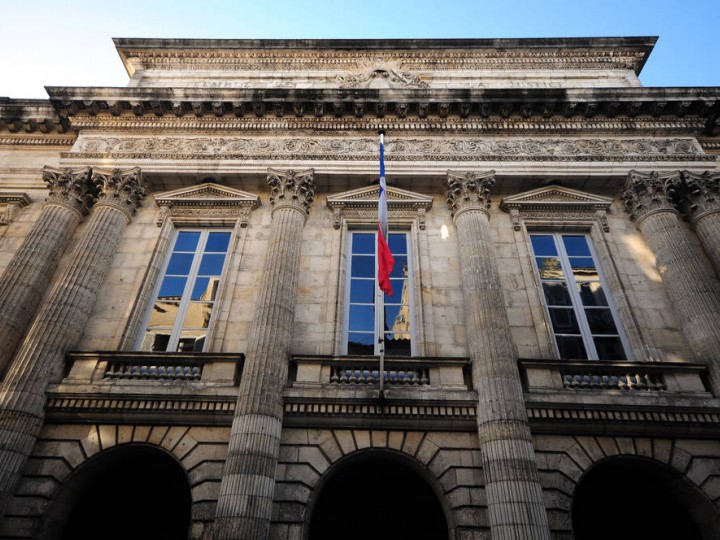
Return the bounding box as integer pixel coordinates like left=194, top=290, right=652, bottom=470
left=267, top=168, right=315, bottom=216
left=42, top=166, right=98, bottom=218
left=446, top=170, right=496, bottom=219
left=623, top=170, right=681, bottom=223
left=92, top=167, right=146, bottom=221
left=680, top=170, right=720, bottom=225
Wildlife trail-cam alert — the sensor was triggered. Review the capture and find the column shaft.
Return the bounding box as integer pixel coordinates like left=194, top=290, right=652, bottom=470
left=694, top=215, right=720, bottom=277
left=214, top=170, right=314, bottom=540
left=0, top=168, right=144, bottom=514
left=447, top=171, right=550, bottom=540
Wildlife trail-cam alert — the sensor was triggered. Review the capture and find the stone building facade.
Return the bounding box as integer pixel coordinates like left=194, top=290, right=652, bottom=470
left=0, top=37, right=719, bottom=539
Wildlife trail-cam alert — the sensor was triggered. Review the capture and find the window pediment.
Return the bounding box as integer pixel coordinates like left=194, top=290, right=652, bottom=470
left=326, top=185, right=433, bottom=229
left=154, top=182, right=261, bottom=226
left=500, top=185, right=613, bottom=232
left=0, top=192, right=31, bottom=226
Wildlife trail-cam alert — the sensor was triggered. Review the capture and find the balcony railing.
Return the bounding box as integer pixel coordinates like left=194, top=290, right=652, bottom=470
left=518, top=358, right=710, bottom=394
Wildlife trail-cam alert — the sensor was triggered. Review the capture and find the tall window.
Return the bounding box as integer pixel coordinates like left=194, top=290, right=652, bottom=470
left=140, top=229, right=231, bottom=352
left=345, top=231, right=412, bottom=356
left=530, top=233, right=628, bottom=360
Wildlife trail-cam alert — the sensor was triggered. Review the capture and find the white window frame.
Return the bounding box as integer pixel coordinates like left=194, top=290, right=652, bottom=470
left=529, top=231, right=632, bottom=361
left=342, top=229, right=416, bottom=356
left=137, top=227, right=233, bottom=353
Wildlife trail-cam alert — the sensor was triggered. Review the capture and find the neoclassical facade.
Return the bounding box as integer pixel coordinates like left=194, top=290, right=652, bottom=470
left=0, top=37, right=719, bottom=539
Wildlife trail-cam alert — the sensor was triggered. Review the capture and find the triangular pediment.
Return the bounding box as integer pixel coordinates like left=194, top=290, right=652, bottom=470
left=500, top=186, right=613, bottom=210
left=327, top=184, right=433, bottom=210
left=155, top=183, right=261, bottom=208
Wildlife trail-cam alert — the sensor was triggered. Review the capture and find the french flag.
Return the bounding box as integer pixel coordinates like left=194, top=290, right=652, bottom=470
left=378, top=131, right=394, bottom=296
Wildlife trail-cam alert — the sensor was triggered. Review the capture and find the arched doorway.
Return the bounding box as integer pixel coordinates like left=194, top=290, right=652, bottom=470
left=572, top=457, right=719, bottom=540
left=308, top=452, right=449, bottom=540
left=43, top=445, right=192, bottom=540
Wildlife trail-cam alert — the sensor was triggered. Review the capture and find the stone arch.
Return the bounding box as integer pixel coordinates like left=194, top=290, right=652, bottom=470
left=534, top=435, right=720, bottom=537
left=272, top=428, right=486, bottom=539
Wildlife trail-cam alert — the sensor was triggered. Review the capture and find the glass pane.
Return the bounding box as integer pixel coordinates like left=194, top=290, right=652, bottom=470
left=542, top=282, right=572, bottom=306
left=562, top=236, right=591, bottom=257
left=347, top=332, right=374, bottom=355
left=146, top=301, right=180, bottom=328
left=585, top=308, right=618, bottom=334
left=536, top=257, right=563, bottom=279
left=349, top=305, right=375, bottom=332
left=206, top=231, right=231, bottom=252
left=166, top=253, right=195, bottom=275
left=198, top=254, right=226, bottom=275
left=384, top=304, right=410, bottom=337
left=351, top=255, right=374, bottom=278
left=191, top=277, right=220, bottom=301
left=555, top=335, right=588, bottom=360
left=184, top=302, right=213, bottom=329
left=549, top=308, right=581, bottom=333
left=176, top=330, right=206, bottom=352
left=385, top=279, right=406, bottom=302
left=350, top=280, right=375, bottom=303
left=390, top=256, right=408, bottom=278
left=158, top=276, right=187, bottom=299
left=388, top=234, right=407, bottom=254
left=594, top=336, right=627, bottom=360
left=530, top=235, right=557, bottom=256
left=140, top=329, right=171, bottom=352
left=174, top=231, right=200, bottom=252
left=352, top=233, right=375, bottom=254
left=385, top=333, right=411, bottom=356
left=570, top=258, right=599, bottom=281
left=577, top=282, right=608, bottom=306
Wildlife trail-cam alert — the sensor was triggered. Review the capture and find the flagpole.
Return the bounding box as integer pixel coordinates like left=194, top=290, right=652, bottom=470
left=378, top=130, right=386, bottom=399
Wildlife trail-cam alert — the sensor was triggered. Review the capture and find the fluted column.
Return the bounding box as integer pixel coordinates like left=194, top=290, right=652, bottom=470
left=446, top=171, right=550, bottom=540
left=0, top=168, right=145, bottom=514
left=680, top=170, right=720, bottom=277
left=0, top=167, right=97, bottom=376
left=214, top=169, right=315, bottom=540
left=624, top=170, right=720, bottom=376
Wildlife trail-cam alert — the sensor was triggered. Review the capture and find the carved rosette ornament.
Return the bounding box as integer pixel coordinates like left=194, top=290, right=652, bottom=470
left=623, top=170, right=681, bottom=223
left=42, top=166, right=98, bottom=218
left=446, top=170, right=496, bottom=219
left=680, top=170, right=720, bottom=225
left=92, top=167, right=146, bottom=221
left=267, top=168, right=315, bottom=217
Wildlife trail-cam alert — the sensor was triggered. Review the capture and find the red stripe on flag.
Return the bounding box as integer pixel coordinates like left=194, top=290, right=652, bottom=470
left=378, top=223, right=394, bottom=296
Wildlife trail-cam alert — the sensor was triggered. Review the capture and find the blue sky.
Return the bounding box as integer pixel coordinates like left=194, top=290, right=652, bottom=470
left=1, top=0, right=718, bottom=98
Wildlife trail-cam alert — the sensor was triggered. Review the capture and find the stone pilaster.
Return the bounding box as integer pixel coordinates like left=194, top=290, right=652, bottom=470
left=214, top=169, right=314, bottom=540
left=624, top=170, right=720, bottom=378
left=446, top=171, right=550, bottom=540
left=0, top=168, right=145, bottom=514
left=0, top=167, right=97, bottom=377
left=680, top=170, right=720, bottom=276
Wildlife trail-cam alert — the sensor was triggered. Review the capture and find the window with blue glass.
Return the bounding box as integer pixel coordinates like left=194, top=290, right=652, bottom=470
left=345, top=231, right=412, bottom=356
left=140, top=229, right=232, bottom=352
left=530, top=233, right=628, bottom=360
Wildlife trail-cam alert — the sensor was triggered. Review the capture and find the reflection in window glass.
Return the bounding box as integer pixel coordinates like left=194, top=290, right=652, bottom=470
left=141, top=229, right=231, bottom=353
left=530, top=233, right=628, bottom=361
left=346, top=231, right=412, bottom=356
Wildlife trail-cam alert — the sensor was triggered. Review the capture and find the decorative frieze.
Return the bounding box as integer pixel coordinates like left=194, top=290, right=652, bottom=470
left=446, top=170, right=496, bottom=218
left=623, top=169, right=682, bottom=223
left=267, top=168, right=315, bottom=215
left=43, top=166, right=98, bottom=218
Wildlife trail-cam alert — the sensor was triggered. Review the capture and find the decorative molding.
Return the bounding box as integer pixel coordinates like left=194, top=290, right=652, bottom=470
left=500, top=185, right=614, bottom=231
left=42, top=166, right=98, bottom=219
left=679, top=170, right=720, bottom=225
left=68, top=135, right=709, bottom=162
left=92, top=167, right=146, bottom=222
left=0, top=192, right=31, bottom=226
left=623, top=169, right=682, bottom=223
left=326, top=184, right=433, bottom=229
left=154, top=182, right=261, bottom=227
left=446, top=170, right=496, bottom=219
left=0, top=136, right=76, bottom=146
left=267, top=168, right=316, bottom=216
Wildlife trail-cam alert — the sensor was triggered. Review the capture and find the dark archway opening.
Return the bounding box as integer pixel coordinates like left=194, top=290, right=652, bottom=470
left=309, top=454, right=448, bottom=540
left=572, top=458, right=709, bottom=540
left=54, top=446, right=191, bottom=540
